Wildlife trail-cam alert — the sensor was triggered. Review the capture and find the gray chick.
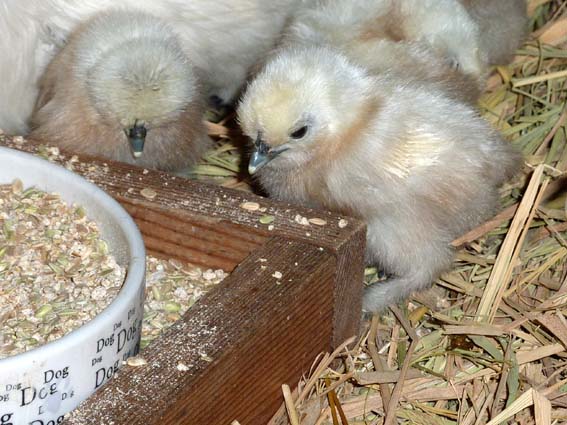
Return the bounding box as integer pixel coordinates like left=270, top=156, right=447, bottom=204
left=30, top=9, right=211, bottom=171
left=459, top=0, right=529, bottom=66
left=238, top=46, right=521, bottom=312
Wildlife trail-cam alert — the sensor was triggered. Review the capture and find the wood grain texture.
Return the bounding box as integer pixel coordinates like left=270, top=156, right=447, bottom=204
left=66, top=237, right=337, bottom=425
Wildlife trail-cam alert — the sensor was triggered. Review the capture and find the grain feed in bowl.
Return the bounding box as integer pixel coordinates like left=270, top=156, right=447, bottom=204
left=0, top=179, right=125, bottom=360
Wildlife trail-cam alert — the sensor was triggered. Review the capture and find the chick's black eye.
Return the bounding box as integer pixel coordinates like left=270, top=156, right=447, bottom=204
left=290, top=125, right=308, bottom=140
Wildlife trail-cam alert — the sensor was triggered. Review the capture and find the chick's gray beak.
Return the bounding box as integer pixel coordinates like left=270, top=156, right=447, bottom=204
left=249, top=134, right=291, bottom=175
left=127, top=122, right=147, bottom=159
left=249, top=150, right=270, bottom=175
left=248, top=134, right=269, bottom=175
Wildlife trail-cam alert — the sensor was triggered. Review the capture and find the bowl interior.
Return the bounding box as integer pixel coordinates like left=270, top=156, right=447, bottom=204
left=0, top=147, right=132, bottom=265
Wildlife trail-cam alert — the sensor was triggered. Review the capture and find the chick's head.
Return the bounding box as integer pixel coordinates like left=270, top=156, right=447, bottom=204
left=238, top=46, right=372, bottom=175
left=432, top=34, right=487, bottom=79
left=77, top=11, right=199, bottom=158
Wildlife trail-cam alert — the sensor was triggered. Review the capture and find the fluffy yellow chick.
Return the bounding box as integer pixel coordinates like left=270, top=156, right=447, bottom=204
left=238, top=46, right=520, bottom=312
left=30, top=10, right=210, bottom=171
left=459, top=0, right=528, bottom=66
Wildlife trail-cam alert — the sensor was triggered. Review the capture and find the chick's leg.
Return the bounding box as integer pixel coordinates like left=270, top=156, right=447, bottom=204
left=363, top=271, right=441, bottom=313
left=362, top=219, right=455, bottom=313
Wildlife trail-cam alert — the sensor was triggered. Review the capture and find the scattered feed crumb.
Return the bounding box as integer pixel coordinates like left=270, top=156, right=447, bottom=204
left=140, top=188, right=157, bottom=200
left=202, top=269, right=217, bottom=280
left=294, top=214, right=310, bottom=226
left=176, top=362, right=190, bottom=372
left=259, top=215, right=275, bottom=224
left=142, top=169, right=149, bottom=175
left=126, top=356, right=147, bottom=367
left=338, top=219, right=348, bottom=228
left=199, top=352, right=213, bottom=362
left=46, top=146, right=60, bottom=157
left=240, top=201, right=260, bottom=211
left=272, top=271, right=283, bottom=279
left=0, top=180, right=125, bottom=359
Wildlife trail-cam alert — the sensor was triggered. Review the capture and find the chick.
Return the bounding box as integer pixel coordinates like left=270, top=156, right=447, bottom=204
left=458, top=0, right=528, bottom=66
left=30, top=10, right=210, bottom=171
left=237, top=46, right=520, bottom=312
left=283, top=0, right=487, bottom=84
left=0, top=0, right=299, bottom=134
left=342, top=39, right=482, bottom=105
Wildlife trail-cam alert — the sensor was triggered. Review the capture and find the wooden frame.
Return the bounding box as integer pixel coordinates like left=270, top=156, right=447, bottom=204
left=0, top=135, right=366, bottom=425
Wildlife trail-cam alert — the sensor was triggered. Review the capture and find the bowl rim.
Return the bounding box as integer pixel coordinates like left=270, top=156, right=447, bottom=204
left=0, top=146, right=146, bottom=365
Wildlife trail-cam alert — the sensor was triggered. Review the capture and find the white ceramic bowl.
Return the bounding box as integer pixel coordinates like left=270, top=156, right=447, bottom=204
left=0, top=147, right=146, bottom=425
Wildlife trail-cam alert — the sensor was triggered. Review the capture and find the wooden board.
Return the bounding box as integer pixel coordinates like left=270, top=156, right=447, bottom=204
left=0, top=135, right=366, bottom=424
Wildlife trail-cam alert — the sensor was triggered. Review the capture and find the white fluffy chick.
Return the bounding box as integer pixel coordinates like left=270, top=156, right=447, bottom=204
left=459, top=0, right=528, bottom=66
left=0, top=0, right=298, bottom=134
left=283, top=0, right=487, bottom=82
left=30, top=10, right=210, bottom=171
left=340, top=39, right=483, bottom=105
left=238, top=46, right=520, bottom=312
